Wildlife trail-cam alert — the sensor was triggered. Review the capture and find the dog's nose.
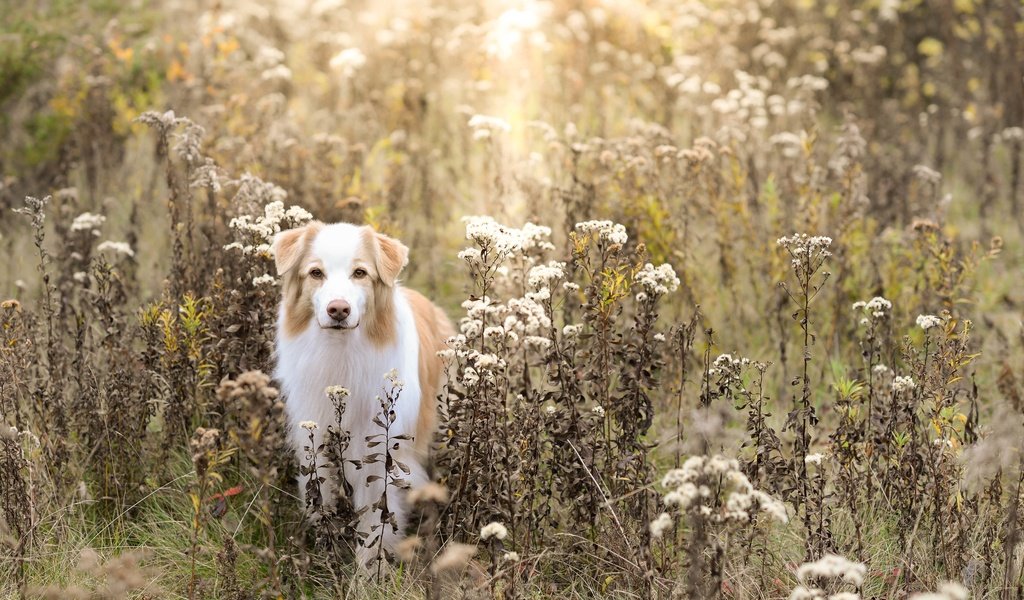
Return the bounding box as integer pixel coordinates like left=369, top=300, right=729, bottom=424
left=326, top=300, right=351, bottom=321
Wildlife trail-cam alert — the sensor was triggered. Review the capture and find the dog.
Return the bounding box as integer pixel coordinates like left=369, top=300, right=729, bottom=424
left=272, top=221, right=452, bottom=565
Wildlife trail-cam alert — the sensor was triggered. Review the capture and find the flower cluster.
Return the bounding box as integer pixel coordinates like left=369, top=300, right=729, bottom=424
left=527, top=261, right=565, bottom=288
left=707, top=353, right=753, bottom=389
left=777, top=234, right=832, bottom=254
left=853, top=296, right=893, bottom=326
left=480, top=521, right=508, bottom=541
left=461, top=216, right=523, bottom=259
left=892, top=376, right=916, bottom=393
left=329, top=47, right=367, bottom=78
left=575, top=220, right=628, bottom=245
left=70, top=212, right=106, bottom=234
left=468, top=114, right=511, bottom=140
left=777, top=234, right=833, bottom=270
left=908, top=582, right=969, bottom=600
left=226, top=200, right=314, bottom=254
left=653, top=454, right=788, bottom=536
left=789, top=554, right=867, bottom=600
left=912, top=164, right=942, bottom=186
left=96, top=241, right=135, bottom=257
left=325, top=386, right=350, bottom=398
left=916, top=314, right=943, bottom=331
left=634, top=262, right=680, bottom=296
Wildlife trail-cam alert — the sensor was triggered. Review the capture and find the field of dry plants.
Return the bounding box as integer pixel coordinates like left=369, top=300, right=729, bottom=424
left=2, top=0, right=1024, bottom=598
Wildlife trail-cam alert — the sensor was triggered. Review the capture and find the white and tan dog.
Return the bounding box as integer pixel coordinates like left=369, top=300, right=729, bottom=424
left=272, top=221, right=452, bottom=562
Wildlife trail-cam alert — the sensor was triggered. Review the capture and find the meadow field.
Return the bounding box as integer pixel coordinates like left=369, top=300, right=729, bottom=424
left=2, top=0, right=1024, bottom=597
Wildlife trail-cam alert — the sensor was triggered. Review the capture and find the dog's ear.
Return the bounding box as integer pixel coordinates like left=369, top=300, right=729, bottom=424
left=272, top=223, right=317, bottom=275
left=374, top=230, right=409, bottom=286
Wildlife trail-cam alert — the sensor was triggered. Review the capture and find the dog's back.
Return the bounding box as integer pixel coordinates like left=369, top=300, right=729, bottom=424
left=403, top=288, right=455, bottom=458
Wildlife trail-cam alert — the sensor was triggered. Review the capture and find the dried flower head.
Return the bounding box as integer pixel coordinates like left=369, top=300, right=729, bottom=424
left=480, top=521, right=508, bottom=541
left=431, top=543, right=478, bottom=573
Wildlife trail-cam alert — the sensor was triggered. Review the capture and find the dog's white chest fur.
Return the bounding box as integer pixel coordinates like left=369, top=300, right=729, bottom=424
left=275, top=292, right=421, bottom=446
left=275, top=291, right=426, bottom=559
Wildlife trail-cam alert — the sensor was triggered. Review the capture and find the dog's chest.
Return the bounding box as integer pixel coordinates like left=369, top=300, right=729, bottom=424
left=275, top=324, right=422, bottom=450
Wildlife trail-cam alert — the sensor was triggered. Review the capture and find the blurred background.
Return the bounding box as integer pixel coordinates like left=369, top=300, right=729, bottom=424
left=2, top=0, right=1024, bottom=595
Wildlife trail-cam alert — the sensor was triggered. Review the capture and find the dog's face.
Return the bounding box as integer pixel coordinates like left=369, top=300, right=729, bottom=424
left=272, top=222, right=408, bottom=339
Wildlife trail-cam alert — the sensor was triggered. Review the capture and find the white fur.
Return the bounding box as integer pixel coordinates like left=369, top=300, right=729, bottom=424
left=274, top=224, right=427, bottom=566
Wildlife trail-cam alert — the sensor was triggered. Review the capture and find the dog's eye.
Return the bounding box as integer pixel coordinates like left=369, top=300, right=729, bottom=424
left=309, top=268, right=325, bottom=279
left=352, top=268, right=368, bottom=279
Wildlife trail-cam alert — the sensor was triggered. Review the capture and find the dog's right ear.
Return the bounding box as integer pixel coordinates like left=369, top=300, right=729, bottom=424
left=272, top=223, right=318, bottom=275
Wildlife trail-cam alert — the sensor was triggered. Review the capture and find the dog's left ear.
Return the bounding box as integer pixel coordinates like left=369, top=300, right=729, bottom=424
left=374, top=230, right=409, bottom=286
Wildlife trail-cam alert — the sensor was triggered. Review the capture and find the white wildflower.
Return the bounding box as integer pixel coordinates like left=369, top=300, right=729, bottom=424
left=480, top=521, right=508, bottom=541
left=462, top=367, right=480, bottom=387
left=796, top=554, right=867, bottom=588
left=299, top=421, right=318, bottom=431
left=330, top=47, right=367, bottom=78
left=472, top=352, right=503, bottom=369
left=777, top=234, right=833, bottom=263
left=635, top=262, right=680, bottom=295
left=385, top=368, right=404, bottom=390
left=892, top=375, right=916, bottom=393
left=660, top=454, right=787, bottom=524
left=916, top=314, right=943, bottom=331
left=463, top=215, right=524, bottom=255
left=912, top=164, right=942, bottom=186
left=575, top=220, right=628, bottom=245
left=71, top=212, right=105, bottom=233
left=460, top=318, right=483, bottom=339
left=261, top=64, right=292, bottom=82
left=527, top=261, right=565, bottom=288
left=853, top=296, right=892, bottom=321
left=524, top=336, right=552, bottom=351
left=932, top=582, right=968, bottom=600
left=96, top=241, right=135, bottom=257
left=649, top=512, right=673, bottom=538
left=252, top=274, right=277, bottom=286
left=325, top=386, right=350, bottom=398
left=468, top=114, right=511, bottom=140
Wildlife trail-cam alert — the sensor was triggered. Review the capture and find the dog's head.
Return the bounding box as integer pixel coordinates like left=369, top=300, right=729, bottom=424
left=272, top=222, right=409, bottom=342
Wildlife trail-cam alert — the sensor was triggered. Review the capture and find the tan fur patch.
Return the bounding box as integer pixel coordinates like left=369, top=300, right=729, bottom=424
left=357, top=227, right=409, bottom=348
left=374, top=231, right=409, bottom=286
left=275, top=222, right=324, bottom=338
left=403, top=288, right=455, bottom=456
